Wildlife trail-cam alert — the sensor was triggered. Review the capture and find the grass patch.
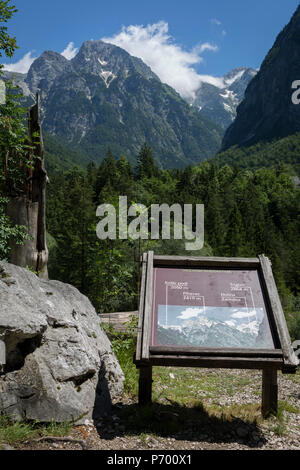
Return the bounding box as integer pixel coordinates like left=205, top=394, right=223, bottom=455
left=152, top=368, right=259, bottom=405
left=205, top=402, right=262, bottom=424
left=0, top=415, right=72, bottom=447
left=116, top=346, right=139, bottom=395
left=272, top=423, right=285, bottom=436
left=269, top=406, right=286, bottom=436
left=0, top=416, right=37, bottom=445
left=102, top=316, right=139, bottom=396
left=278, top=400, right=299, bottom=414
left=43, top=420, right=72, bottom=437
left=264, top=401, right=299, bottom=437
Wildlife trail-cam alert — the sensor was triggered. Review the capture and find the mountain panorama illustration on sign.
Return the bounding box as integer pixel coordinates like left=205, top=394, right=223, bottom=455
left=151, top=268, right=275, bottom=349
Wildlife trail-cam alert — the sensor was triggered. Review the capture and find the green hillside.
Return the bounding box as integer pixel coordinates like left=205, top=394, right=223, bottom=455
left=213, top=133, right=300, bottom=175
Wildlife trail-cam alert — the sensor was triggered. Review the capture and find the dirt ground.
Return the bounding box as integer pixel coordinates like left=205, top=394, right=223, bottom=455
left=9, top=368, right=299, bottom=452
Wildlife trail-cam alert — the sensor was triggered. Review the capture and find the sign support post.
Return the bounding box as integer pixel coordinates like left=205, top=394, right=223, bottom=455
left=262, top=368, right=278, bottom=418
left=138, top=366, right=153, bottom=405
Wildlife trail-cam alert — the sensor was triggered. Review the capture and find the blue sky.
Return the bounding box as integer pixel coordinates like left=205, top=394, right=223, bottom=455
left=3, top=0, right=299, bottom=98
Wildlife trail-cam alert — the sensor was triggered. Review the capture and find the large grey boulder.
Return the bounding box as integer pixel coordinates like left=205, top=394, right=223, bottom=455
left=0, top=261, right=124, bottom=423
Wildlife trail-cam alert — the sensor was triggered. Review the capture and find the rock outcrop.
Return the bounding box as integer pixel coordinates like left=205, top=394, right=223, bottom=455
left=222, top=6, right=300, bottom=150
left=0, top=261, right=124, bottom=423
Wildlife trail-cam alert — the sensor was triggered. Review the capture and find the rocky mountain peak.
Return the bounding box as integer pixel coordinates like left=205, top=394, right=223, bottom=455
left=71, top=39, right=159, bottom=83
left=26, top=50, right=72, bottom=94
left=223, top=67, right=249, bottom=85
left=192, top=67, right=257, bottom=129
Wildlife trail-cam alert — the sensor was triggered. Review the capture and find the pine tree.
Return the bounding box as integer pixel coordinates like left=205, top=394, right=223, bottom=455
left=95, top=149, right=118, bottom=200
left=87, top=161, right=97, bottom=188
left=116, top=154, right=133, bottom=197
left=224, top=203, right=245, bottom=256
left=205, top=187, right=226, bottom=255
left=135, top=142, right=159, bottom=180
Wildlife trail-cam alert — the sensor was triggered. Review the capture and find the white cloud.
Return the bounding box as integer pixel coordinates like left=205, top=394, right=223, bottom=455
left=177, top=307, right=204, bottom=320
left=3, top=51, right=37, bottom=73
left=102, top=21, right=218, bottom=100
left=61, top=42, right=78, bottom=60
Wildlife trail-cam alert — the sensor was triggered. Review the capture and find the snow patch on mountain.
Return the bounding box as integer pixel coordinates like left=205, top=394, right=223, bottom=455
left=219, top=90, right=237, bottom=101
left=99, top=70, right=116, bottom=88
left=223, top=103, right=233, bottom=113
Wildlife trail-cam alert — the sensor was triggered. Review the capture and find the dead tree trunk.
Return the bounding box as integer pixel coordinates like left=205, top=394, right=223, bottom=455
left=7, top=94, right=49, bottom=279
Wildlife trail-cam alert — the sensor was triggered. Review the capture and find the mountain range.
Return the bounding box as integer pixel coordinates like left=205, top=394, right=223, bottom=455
left=4, top=41, right=222, bottom=169
left=3, top=42, right=255, bottom=169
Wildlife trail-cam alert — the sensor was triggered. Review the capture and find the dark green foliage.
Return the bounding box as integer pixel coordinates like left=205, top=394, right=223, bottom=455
left=95, top=149, right=118, bottom=201
left=43, top=133, right=89, bottom=173
left=0, top=196, right=29, bottom=260
left=0, top=81, right=37, bottom=196
left=214, top=133, right=300, bottom=174
left=0, top=2, right=34, bottom=257
left=136, top=143, right=161, bottom=180
left=0, top=1, right=17, bottom=64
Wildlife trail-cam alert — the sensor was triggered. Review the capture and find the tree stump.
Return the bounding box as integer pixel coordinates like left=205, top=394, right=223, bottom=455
left=6, top=94, right=48, bottom=279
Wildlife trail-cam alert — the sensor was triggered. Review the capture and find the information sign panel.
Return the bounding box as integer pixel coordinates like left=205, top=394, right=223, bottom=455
left=151, top=267, right=275, bottom=350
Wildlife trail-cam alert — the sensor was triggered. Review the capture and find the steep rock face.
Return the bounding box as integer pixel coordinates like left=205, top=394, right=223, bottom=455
left=222, top=6, right=300, bottom=150
left=192, top=67, right=257, bottom=129
left=9, top=40, right=222, bottom=168
left=0, top=262, right=124, bottom=423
